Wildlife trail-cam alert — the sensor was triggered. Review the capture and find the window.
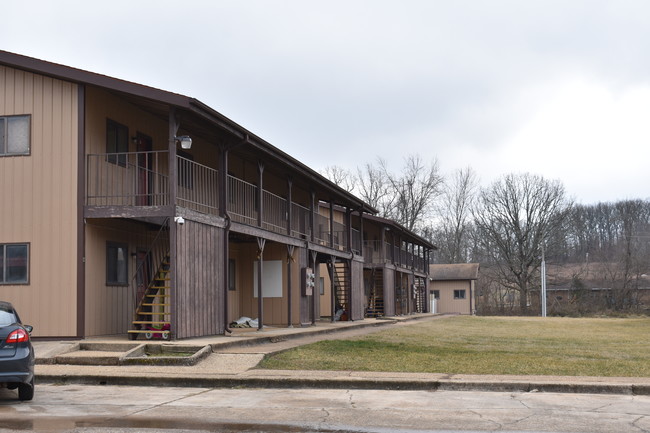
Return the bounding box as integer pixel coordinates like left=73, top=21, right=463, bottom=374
left=106, top=119, right=129, bottom=166
left=106, top=242, right=128, bottom=285
left=454, top=289, right=466, bottom=300
left=432, top=290, right=440, bottom=299
left=0, top=115, right=30, bottom=156
left=0, top=243, right=29, bottom=284
left=228, top=259, right=236, bottom=291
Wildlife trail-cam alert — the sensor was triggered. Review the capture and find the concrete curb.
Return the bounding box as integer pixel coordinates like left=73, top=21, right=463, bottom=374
left=34, top=372, right=650, bottom=395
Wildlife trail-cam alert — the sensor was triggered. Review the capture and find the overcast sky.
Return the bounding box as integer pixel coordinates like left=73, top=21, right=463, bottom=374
left=3, top=1, right=649, bottom=204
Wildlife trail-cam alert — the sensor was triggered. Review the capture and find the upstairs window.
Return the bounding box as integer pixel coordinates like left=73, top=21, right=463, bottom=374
left=0, top=115, right=31, bottom=156
left=0, top=243, right=29, bottom=284
left=106, top=119, right=129, bottom=166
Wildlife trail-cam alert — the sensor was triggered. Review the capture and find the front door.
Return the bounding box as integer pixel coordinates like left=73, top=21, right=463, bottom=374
left=136, top=133, right=152, bottom=206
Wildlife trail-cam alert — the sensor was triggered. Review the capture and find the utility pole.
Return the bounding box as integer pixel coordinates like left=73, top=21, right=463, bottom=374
left=541, top=246, right=547, bottom=317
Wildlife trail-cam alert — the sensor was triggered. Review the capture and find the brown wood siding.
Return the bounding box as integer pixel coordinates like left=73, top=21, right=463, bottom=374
left=299, top=249, right=313, bottom=325
left=84, top=220, right=160, bottom=336
left=0, top=66, right=78, bottom=337
left=318, top=262, right=332, bottom=318
left=174, top=219, right=224, bottom=338
left=432, top=280, right=472, bottom=314
left=383, top=267, right=395, bottom=316
left=350, top=258, right=364, bottom=320
left=232, top=241, right=300, bottom=327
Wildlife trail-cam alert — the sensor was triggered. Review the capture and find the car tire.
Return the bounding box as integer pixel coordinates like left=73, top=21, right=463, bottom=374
left=18, top=379, right=34, bottom=401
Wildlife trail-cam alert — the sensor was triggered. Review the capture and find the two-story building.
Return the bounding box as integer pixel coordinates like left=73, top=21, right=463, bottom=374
left=0, top=51, right=435, bottom=339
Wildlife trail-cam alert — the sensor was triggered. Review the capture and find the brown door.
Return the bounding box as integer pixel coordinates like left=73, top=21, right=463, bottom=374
left=136, top=133, right=152, bottom=206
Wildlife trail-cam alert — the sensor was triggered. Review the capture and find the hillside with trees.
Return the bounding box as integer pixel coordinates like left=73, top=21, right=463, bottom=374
left=322, top=157, right=650, bottom=316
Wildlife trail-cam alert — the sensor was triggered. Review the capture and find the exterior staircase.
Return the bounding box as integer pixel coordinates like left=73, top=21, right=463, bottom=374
left=128, top=254, right=171, bottom=339
left=366, top=269, right=385, bottom=318
left=331, top=261, right=350, bottom=321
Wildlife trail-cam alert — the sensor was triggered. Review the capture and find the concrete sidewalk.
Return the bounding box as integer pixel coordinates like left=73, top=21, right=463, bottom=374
left=32, top=314, right=650, bottom=396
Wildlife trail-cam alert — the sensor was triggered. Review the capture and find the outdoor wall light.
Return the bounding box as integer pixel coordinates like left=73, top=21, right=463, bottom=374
left=174, top=135, right=192, bottom=149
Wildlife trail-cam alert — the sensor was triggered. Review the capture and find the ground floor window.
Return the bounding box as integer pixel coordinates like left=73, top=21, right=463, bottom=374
left=0, top=243, right=29, bottom=284
left=432, top=290, right=440, bottom=299
left=106, top=242, right=128, bottom=286
left=454, top=289, right=466, bottom=299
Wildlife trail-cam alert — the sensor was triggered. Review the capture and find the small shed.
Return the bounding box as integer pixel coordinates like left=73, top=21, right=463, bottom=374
left=429, top=264, right=479, bottom=315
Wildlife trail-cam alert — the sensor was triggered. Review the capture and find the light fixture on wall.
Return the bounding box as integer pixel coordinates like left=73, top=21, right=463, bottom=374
left=174, top=135, right=192, bottom=150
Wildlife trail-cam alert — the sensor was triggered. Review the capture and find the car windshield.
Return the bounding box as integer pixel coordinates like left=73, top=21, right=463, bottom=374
left=0, top=308, right=17, bottom=327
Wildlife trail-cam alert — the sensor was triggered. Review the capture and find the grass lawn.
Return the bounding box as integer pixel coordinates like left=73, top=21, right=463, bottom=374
left=259, top=316, right=650, bottom=377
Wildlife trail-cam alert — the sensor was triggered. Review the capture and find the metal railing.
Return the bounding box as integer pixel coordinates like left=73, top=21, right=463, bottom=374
left=177, top=156, right=219, bottom=215
left=227, top=175, right=258, bottom=226
left=262, top=189, right=288, bottom=235
left=87, top=151, right=169, bottom=206
left=291, top=203, right=311, bottom=239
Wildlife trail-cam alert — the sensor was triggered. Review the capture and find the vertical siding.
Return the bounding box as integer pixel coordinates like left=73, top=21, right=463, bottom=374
left=235, top=242, right=293, bottom=327
left=432, top=280, right=472, bottom=314
left=318, top=262, right=332, bottom=318
left=84, top=221, right=159, bottom=336
left=350, top=258, right=364, bottom=320
left=0, top=66, right=78, bottom=337
left=175, top=220, right=224, bottom=338
left=383, top=267, right=395, bottom=316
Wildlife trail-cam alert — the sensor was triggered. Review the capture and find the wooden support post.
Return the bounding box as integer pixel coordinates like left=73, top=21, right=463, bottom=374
left=287, top=245, right=295, bottom=327
left=310, top=191, right=316, bottom=243
left=359, top=212, right=364, bottom=258
left=329, top=201, right=334, bottom=248
left=381, top=225, right=387, bottom=263
left=329, top=255, right=336, bottom=323
left=219, top=145, right=231, bottom=333
left=311, top=250, right=318, bottom=325
left=257, top=237, right=266, bottom=330
left=346, top=207, right=352, bottom=253
left=168, top=108, right=179, bottom=338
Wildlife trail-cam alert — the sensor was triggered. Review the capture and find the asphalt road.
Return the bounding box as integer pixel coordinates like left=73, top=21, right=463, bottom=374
left=1, top=383, right=649, bottom=432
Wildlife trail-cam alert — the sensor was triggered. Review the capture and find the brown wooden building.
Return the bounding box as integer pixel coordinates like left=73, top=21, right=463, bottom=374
left=318, top=211, right=434, bottom=320
left=0, top=51, right=435, bottom=339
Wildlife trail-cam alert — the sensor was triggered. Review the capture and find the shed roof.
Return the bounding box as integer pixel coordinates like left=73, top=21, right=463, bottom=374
left=429, top=263, right=480, bottom=281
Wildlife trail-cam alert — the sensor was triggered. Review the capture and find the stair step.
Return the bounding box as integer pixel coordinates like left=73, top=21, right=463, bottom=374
left=131, top=320, right=171, bottom=325
left=142, top=303, right=170, bottom=307
left=136, top=311, right=171, bottom=316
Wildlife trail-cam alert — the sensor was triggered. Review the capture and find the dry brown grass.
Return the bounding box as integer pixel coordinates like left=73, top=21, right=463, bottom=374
left=259, top=316, right=650, bottom=376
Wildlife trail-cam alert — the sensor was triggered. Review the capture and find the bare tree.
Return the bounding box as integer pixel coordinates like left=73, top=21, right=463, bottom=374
left=432, top=167, right=478, bottom=263
left=473, top=173, right=571, bottom=314
left=380, top=155, right=443, bottom=232
left=355, top=160, right=390, bottom=213
left=321, top=165, right=356, bottom=192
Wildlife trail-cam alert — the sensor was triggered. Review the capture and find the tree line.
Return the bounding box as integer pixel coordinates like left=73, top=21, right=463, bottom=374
left=322, top=157, right=650, bottom=316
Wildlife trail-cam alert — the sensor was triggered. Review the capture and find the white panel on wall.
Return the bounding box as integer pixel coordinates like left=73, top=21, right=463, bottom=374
left=253, top=260, right=283, bottom=298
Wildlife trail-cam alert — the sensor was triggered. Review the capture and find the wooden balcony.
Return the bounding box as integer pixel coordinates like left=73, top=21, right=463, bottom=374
left=85, top=151, right=360, bottom=252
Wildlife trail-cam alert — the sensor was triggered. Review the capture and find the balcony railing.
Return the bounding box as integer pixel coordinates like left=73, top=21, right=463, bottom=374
left=87, top=152, right=430, bottom=261
left=227, top=175, right=258, bottom=226
left=87, top=151, right=169, bottom=207
left=177, top=156, right=219, bottom=215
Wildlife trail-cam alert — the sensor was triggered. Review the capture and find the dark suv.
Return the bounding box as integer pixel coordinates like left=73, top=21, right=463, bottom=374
left=0, top=301, right=34, bottom=401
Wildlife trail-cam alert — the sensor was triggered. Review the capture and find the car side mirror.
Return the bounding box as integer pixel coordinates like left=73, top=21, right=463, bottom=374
left=24, top=325, right=33, bottom=334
